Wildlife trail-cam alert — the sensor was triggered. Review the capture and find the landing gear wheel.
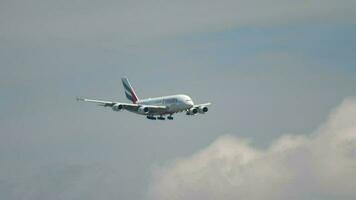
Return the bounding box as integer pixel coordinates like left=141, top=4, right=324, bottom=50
left=167, top=116, right=174, bottom=120
left=157, top=116, right=165, bottom=120
left=147, top=116, right=156, bottom=120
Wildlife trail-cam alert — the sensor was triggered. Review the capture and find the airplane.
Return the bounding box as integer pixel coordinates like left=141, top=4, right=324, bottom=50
left=77, top=77, right=211, bottom=120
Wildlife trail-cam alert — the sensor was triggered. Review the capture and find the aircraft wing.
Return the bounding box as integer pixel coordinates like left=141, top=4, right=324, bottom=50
left=76, top=98, right=167, bottom=113
left=76, top=98, right=117, bottom=107
left=193, top=102, right=212, bottom=108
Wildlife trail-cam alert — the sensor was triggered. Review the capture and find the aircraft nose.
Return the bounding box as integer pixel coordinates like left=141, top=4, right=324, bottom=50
left=187, top=99, right=194, bottom=107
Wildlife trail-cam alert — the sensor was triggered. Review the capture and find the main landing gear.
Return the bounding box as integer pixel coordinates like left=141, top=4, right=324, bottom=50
left=157, top=116, right=165, bottom=120
left=146, top=115, right=174, bottom=120
left=146, top=116, right=156, bottom=120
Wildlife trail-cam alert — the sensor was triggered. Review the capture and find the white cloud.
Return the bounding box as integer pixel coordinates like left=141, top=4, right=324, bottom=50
left=149, top=97, right=356, bottom=200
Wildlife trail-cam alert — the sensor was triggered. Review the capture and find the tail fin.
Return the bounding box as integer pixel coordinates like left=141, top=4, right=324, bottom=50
left=121, top=77, right=139, bottom=103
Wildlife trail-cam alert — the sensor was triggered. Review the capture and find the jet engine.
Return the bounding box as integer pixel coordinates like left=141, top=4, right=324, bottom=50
left=186, top=107, right=198, bottom=115
left=138, top=106, right=149, bottom=114
left=198, top=106, right=209, bottom=114
left=112, top=103, right=123, bottom=111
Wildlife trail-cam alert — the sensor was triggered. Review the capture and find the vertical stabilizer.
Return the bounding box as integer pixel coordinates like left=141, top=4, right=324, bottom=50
left=121, top=77, right=139, bottom=103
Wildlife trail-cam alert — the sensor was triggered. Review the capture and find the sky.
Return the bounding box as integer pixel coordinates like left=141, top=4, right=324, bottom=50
left=1, top=0, right=356, bottom=199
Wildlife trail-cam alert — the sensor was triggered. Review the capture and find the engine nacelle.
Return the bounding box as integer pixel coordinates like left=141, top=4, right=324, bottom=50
left=186, top=107, right=198, bottom=115
left=198, top=106, right=209, bottom=114
left=138, top=106, right=149, bottom=114
left=112, top=103, right=123, bottom=111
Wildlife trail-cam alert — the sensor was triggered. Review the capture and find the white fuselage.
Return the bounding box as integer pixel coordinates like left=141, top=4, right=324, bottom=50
left=133, top=94, right=194, bottom=115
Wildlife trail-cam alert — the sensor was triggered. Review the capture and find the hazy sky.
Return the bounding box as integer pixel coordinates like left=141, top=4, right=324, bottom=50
left=1, top=0, right=356, bottom=199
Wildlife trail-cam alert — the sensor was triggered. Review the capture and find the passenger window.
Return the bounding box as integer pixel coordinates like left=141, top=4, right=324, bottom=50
left=165, top=98, right=176, bottom=104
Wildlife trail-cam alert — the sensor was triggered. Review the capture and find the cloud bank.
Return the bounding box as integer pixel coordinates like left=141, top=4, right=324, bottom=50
left=149, top=97, right=356, bottom=200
